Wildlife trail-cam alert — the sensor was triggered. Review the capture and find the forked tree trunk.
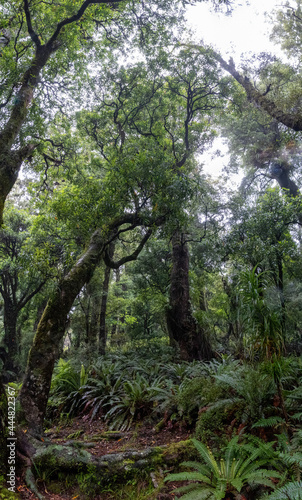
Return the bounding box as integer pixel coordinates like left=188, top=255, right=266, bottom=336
left=18, top=229, right=105, bottom=436
left=166, top=231, right=213, bottom=362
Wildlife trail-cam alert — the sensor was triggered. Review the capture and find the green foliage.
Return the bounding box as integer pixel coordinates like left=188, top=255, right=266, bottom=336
left=195, top=406, right=230, bottom=443
left=262, top=481, right=302, bottom=500
left=104, top=373, right=160, bottom=431
left=0, top=475, right=19, bottom=499
left=194, top=362, right=279, bottom=439
left=165, top=437, right=281, bottom=499
left=238, top=265, right=284, bottom=359
left=48, top=359, right=88, bottom=417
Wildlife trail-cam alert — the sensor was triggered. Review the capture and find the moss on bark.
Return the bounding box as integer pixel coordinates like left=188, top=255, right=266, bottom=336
left=19, top=230, right=105, bottom=436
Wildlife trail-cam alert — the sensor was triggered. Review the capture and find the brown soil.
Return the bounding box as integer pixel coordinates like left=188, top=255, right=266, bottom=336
left=17, top=417, right=191, bottom=500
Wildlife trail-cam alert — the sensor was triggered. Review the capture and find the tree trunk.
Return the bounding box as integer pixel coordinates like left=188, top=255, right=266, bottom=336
left=85, top=296, right=91, bottom=344
left=99, top=266, right=111, bottom=355
left=18, top=229, right=105, bottom=436
left=89, top=295, right=99, bottom=345
left=3, top=303, right=18, bottom=375
left=110, top=268, right=120, bottom=339
left=0, top=376, right=7, bottom=473
left=166, top=231, right=213, bottom=362
left=99, top=243, right=114, bottom=355
left=0, top=45, right=54, bottom=224
left=217, top=54, right=302, bottom=132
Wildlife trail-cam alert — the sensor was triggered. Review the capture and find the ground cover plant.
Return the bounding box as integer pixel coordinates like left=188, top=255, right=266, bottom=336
left=2, top=0, right=302, bottom=498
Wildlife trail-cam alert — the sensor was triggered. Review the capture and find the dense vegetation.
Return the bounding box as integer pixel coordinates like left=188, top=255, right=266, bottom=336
left=1, top=0, right=302, bottom=498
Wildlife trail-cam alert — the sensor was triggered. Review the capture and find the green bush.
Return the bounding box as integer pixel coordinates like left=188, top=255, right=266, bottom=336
left=47, top=359, right=88, bottom=419
left=195, top=406, right=231, bottom=443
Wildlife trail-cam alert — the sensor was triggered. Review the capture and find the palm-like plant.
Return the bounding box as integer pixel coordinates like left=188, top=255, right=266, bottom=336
left=238, top=266, right=284, bottom=360
left=165, top=437, right=281, bottom=500
left=81, top=373, right=124, bottom=420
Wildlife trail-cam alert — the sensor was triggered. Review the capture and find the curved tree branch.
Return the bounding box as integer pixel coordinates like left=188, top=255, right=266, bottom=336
left=216, top=54, right=302, bottom=132
left=48, top=0, right=124, bottom=47
left=104, top=229, right=152, bottom=268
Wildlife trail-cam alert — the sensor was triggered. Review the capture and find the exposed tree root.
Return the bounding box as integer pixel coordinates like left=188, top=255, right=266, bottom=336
left=18, top=432, right=193, bottom=498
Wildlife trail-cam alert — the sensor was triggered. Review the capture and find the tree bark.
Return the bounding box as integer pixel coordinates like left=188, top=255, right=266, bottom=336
left=18, top=229, right=105, bottom=436
left=0, top=277, right=46, bottom=376
left=0, top=46, right=53, bottom=224
left=166, top=231, right=213, bottom=362
left=110, top=268, right=121, bottom=338
left=89, top=293, right=99, bottom=346
left=18, top=436, right=193, bottom=500
left=3, top=303, right=18, bottom=374
left=216, top=55, right=302, bottom=132
left=99, top=243, right=114, bottom=355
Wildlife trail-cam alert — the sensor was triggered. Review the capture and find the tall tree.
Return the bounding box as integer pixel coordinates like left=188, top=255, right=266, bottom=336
left=0, top=0, right=201, bottom=224
left=99, top=242, right=115, bottom=354
left=166, top=230, right=213, bottom=360
left=16, top=6, right=231, bottom=442
left=0, top=209, right=46, bottom=374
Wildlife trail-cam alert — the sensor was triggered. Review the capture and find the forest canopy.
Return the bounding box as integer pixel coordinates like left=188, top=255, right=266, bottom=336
left=1, top=1, right=302, bottom=499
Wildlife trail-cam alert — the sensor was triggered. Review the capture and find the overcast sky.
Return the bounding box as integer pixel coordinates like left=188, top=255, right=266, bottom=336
left=185, top=0, right=285, bottom=182
left=186, top=0, right=282, bottom=62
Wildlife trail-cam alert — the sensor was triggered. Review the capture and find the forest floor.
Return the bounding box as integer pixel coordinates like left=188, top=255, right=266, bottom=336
left=17, top=417, right=191, bottom=500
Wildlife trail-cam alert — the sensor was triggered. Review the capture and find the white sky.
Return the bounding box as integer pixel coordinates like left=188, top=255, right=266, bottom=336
left=185, top=0, right=285, bottom=184
left=186, top=0, right=281, bottom=62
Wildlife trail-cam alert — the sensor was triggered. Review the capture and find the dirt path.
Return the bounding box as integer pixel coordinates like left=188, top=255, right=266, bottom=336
left=17, top=417, right=191, bottom=499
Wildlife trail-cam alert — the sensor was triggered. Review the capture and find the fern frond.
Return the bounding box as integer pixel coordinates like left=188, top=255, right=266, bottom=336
left=191, top=439, right=220, bottom=476
left=252, top=416, right=284, bottom=428
left=180, top=461, right=212, bottom=478
left=292, top=412, right=302, bottom=421
left=164, top=472, right=211, bottom=484
left=263, top=480, right=302, bottom=499
left=174, top=487, right=215, bottom=500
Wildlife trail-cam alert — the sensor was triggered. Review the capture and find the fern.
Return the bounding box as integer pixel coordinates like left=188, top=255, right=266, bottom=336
left=165, top=437, right=281, bottom=499
left=252, top=416, right=285, bottom=428
left=262, top=480, right=302, bottom=499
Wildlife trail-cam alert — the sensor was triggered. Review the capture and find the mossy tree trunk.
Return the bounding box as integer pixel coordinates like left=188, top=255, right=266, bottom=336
left=18, top=229, right=106, bottom=436
left=0, top=45, right=54, bottom=224
left=166, top=231, right=213, bottom=362
left=18, top=219, right=152, bottom=437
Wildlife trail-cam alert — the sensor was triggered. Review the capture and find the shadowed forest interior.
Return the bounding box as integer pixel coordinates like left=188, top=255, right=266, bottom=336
left=1, top=0, right=302, bottom=498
